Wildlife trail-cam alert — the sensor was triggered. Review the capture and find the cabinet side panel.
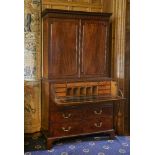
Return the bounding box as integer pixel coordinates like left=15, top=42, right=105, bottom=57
left=41, top=81, right=49, bottom=130
left=43, top=17, right=49, bottom=78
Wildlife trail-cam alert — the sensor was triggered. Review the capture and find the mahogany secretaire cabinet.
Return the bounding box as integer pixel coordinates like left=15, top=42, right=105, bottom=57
left=41, top=9, right=124, bottom=149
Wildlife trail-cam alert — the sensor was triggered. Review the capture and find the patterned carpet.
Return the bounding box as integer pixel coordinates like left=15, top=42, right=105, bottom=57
left=24, top=132, right=130, bottom=155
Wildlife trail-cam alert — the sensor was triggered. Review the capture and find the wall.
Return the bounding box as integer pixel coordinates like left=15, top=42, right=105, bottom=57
left=24, top=0, right=129, bottom=135
left=124, top=0, right=130, bottom=135
left=42, top=0, right=112, bottom=12
left=24, top=0, right=41, bottom=133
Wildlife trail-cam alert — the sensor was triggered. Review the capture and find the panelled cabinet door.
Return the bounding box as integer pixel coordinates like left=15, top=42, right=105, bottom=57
left=80, top=20, right=110, bottom=77
left=48, top=19, right=79, bottom=79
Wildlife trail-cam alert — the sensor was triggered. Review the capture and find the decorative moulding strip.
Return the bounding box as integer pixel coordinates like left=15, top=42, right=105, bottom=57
left=42, top=6, right=101, bottom=12
left=43, top=0, right=103, bottom=5
left=42, top=1, right=104, bottom=9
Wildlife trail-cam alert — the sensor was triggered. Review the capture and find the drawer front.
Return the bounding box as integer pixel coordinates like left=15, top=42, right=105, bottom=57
left=83, top=104, right=113, bottom=119
left=50, top=103, right=113, bottom=122
left=51, top=122, right=82, bottom=137
left=50, top=117, right=113, bottom=137
left=51, top=110, right=82, bottom=123
left=82, top=117, right=113, bottom=133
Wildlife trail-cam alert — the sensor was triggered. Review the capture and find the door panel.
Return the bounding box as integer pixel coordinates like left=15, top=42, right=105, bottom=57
left=81, top=20, right=109, bottom=77
left=49, top=19, right=79, bottom=79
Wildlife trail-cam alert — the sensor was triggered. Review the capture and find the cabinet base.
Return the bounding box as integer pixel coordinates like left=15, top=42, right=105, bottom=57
left=42, top=129, right=115, bottom=150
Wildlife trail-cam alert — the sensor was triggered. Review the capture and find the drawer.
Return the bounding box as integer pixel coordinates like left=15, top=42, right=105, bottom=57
left=83, top=104, right=113, bottom=119
left=51, top=122, right=82, bottom=137
left=82, top=117, right=113, bottom=133
left=51, top=109, right=82, bottom=123
left=50, top=117, right=113, bottom=137
left=50, top=103, right=113, bottom=122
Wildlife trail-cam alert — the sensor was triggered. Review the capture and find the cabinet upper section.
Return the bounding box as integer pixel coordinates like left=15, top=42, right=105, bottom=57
left=42, top=9, right=112, bottom=81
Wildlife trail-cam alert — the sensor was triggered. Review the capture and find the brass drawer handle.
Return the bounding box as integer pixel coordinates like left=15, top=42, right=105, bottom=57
left=62, top=126, right=71, bottom=132
left=62, top=113, right=71, bottom=119
left=94, top=122, right=103, bottom=127
left=94, top=110, right=102, bottom=115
